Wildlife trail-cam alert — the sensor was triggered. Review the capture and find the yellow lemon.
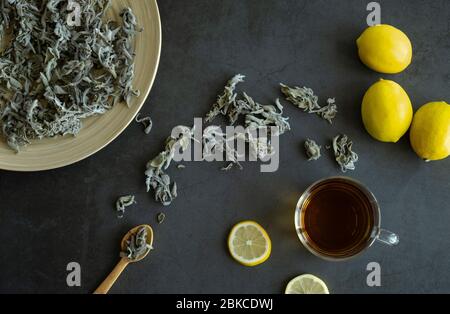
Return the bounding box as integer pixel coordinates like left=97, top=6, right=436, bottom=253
left=410, top=102, right=450, bottom=161
left=362, top=79, right=413, bottom=143
left=228, top=221, right=271, bottom=267
left=357, top=24, right=412, bottom=74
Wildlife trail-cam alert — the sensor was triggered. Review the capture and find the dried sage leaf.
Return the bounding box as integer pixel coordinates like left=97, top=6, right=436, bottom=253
left=304, top=139, right=322, bottom=161
left=116, top=195, right=136, bottom=219
left=221, top=163, right=235, bottom=171
left=280, top=84, right=320, bottom=112
left=203, top=125, right=243, bottom=170
left=240, top=94, right=291, bottom=135
left=157, top=212, right=166, bottom=224
left=315, top=98, right=338, bottom=124
left=145, top=126, right=194, bottom=206
left=205, top=74, right=245, bottom=124
left=203, top=75, right=291, bottom=170
left=333, top=134, right=359, bottom=172
left=120, top=226, right=152, bottom=260
left=280, top=83, right=337, bottom=124
left=135, top=113, right=153, bottom=134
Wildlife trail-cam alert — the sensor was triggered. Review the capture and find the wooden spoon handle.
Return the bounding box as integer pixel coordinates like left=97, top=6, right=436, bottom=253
left=94, top=258, right=129, bottom=294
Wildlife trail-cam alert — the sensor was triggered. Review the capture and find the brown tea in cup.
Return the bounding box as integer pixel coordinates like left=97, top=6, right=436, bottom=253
left=295, top=177, right=398, bottom=261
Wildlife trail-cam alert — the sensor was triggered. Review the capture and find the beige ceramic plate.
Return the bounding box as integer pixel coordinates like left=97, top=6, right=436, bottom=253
left=0, top=0, right=161, bottom=171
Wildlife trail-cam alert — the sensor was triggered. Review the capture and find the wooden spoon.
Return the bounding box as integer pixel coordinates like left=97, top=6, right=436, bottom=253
left=94, top=225, right=154, bottom=294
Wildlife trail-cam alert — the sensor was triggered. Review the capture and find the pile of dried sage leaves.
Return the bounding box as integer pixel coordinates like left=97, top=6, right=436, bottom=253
left=0, top=0, right=140, bottom=152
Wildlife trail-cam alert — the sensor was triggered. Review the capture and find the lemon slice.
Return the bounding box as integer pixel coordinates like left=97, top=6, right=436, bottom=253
left=228, top=221, right=271, bottom=267
left=285, top=275, right=330, bottom=294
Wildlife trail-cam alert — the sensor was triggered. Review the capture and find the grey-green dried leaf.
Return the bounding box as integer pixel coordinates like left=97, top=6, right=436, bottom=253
left=333, top=134, right=359, bottom=172
left=242, top=95, right=291, bottom=135
left=205, top=74, right=245, bottom=124
left=280, top=83, right=337, bottom=124
left=145, top=126, right=194, bottom=206
left=135, top=113, right=153, bottom=134
left=221, top=163, right=235, bottom=171
left=280, top=83, right=320, bottom=112
left=116, top=195, right=136, bottom=219
left=304, top=139, right=321, bottom=161
left=314, top=98, right=338, bottom=124
left=157, top=212, right=166, bottom=224
left=203, top=125, right=243, bottom=170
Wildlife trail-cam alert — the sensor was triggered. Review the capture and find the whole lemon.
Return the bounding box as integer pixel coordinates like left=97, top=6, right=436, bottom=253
left=357, top=24, right=413, bottom=74
left=410, top=102, right=450, bottom=161
left=362, top=79, right=413, bottom=143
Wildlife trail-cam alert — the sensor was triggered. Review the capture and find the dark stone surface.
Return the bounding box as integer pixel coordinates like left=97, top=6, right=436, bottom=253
left=0, top=0, right=449, bottom=294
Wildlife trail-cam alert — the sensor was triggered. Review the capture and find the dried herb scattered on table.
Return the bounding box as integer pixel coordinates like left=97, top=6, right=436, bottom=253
left=239, top=93, right=291, bottom=135
left=157, top=212, right=166, bottom=224
left=333, top=134, right=359, bottom=172
left=202, top=125, right=244, bottom=170
left=146, top=74, right=292, bottom=206
left=120, top=226, right=152, bottom=260
left=205, top=74, right=245, bottom=124
left=316, top=98, right=338, bottom=124
left=145, top=126, right=194, bottom=206
left=304, top=139, right=322, bottom=161
left=135, top=113, right=153, bottom=135
left=205, top=76, right=291, bottom=170
left=280, top=83, right=337, bottom=124
left=0, top=0, right=140, bottom=152
left=116, top=195, right=136, bottom=219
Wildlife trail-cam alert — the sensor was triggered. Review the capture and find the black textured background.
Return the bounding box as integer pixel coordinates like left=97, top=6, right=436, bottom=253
left=0, top=0, right=449, bottom=294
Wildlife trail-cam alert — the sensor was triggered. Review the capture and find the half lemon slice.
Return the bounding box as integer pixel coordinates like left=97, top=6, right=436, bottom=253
left=285, top=274, right=330, bottom=294
left=228, top=221, right=271, bottom=267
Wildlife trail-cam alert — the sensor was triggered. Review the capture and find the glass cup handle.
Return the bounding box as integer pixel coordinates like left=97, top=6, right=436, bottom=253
left=376, top=228, right=399, bottom=246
